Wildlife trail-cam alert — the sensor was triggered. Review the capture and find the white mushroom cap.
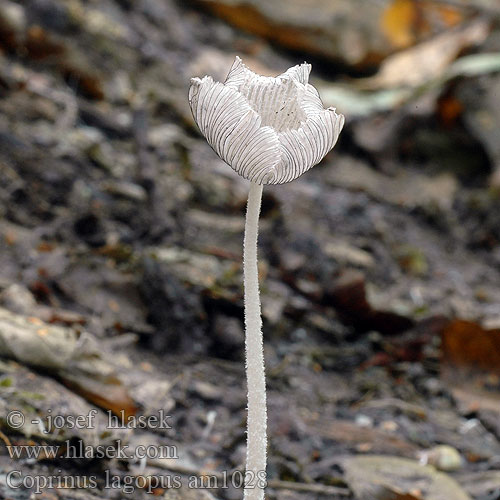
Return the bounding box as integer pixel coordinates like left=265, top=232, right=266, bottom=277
left=189, top=56, right=344, bottom=185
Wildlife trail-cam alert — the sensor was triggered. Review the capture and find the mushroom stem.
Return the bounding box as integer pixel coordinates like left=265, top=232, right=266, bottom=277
left=243, top=181, right=267, bottom=500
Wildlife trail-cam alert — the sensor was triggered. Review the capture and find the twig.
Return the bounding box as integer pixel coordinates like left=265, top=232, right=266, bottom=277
left=359, top=397, right=427, bottom=419
left=0, top=429, right=12, bottom=448
left=267, top=479, right=351, bottom=497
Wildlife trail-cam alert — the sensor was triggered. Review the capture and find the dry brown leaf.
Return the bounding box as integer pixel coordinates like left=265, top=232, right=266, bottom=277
left=327, top=269, right=414, bottom=335
left=441, top=320, right=500, bottom=442
left=441, top=319, right=500, bottom=374
left=368, top=483, right=422, bottom=500
left=382, top=0, right=465, bottom=49
left=367, top=19, right=489, bottom=89
left=0, top=361, right=129, bottom=446
left=25, top=25, right=65, bottom=60
left=382, top=0, right=420, bottom=49
left=437, top=93, right=464, bottom=126
left=61, top=373, right=137, bottom=419
left=195, top=0, right=390, bottom=67
left=433, top=2, right=464, bottom=28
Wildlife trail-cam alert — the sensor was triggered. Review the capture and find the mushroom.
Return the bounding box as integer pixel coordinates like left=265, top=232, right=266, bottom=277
left=188, top=56, right=344, bottom=500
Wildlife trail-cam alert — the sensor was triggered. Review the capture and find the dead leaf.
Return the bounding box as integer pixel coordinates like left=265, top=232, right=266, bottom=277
left=437, top=93, right=463, bottom=127
left=342, top=455, right=471, bottom=500
left=59, top=62, right=104, bottom=100
left=0, top=361, right=128, bottom=446
left=325, top=157, right=458, bottom=211
left=25, top=25, right=65, bottom=60
left=327, top=269, right=414, bottom=335
left=194, top=0, right=390, bottom=67
left=366, top=19, right=489, bottom=89
left=433, top=2, right=463, bottom=28
left=61, top=373, right=137, bottom=419
left=382, top=0, right=421, bottom=49
left=382, top=0, right=465, bottom=50
left=0, top=307, right=81, bottom=369
left=318, top=53, right=500, bottom=118
left=441, top=319, right=500, bottom=374
left=0, top=307, right=137, bottom=417
left=441, top=319, right=500, bottom=434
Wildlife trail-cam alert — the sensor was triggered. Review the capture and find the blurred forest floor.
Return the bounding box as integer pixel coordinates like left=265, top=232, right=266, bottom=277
left=1, top=0, right=500, bottom=499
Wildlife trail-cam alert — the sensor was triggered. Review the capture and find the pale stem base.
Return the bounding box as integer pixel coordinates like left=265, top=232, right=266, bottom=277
left=243, top=181, right=267, bottom=500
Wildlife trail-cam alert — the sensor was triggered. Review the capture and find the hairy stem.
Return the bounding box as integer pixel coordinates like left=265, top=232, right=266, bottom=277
left=243, top=181, right=267, bottom=500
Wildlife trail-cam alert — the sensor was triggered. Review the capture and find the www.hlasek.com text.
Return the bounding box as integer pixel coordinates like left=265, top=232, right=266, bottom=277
left=7, top=440, right=177, bottom=461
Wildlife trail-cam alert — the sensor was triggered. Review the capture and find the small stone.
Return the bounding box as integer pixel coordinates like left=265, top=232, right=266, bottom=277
left=261, top=280, right=290, bottom=325
left=418, top=445, right=463, bottom=472
left=191, top=380, right=223, bottom=401
left=2, top=0, right=26, bottom=33
left=0, top=283, right=36, bottom=314
left=148, top=123, right=183, bottom=148
left=101, top=180, right=147, bottom=202
left=424, top=377, right=443, bottom=396
left=380, top=420, right=398, bottom=432
left=355, top=414, right=373, bottom=428
left=324, top=241, right=375, bottom=268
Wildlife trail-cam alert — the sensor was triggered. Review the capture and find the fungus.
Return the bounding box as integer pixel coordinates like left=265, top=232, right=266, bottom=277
left=188, top=56, right=344, bottom=500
